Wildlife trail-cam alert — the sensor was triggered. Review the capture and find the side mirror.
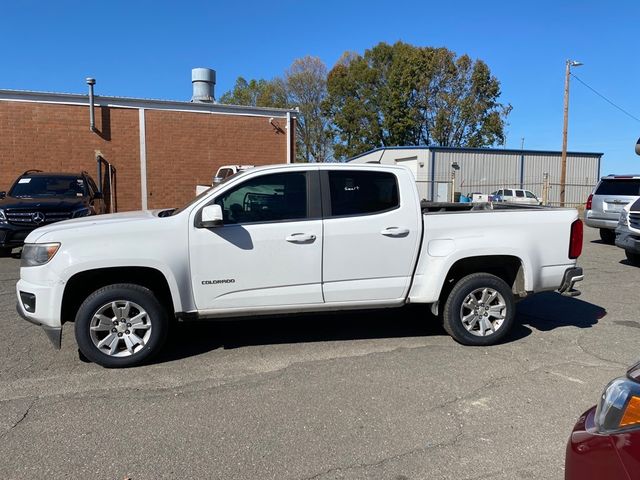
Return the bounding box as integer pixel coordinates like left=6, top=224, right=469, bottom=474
left=198, top=204, right=223, bottom=228
left=93, top=191, right=104, bottom=200
left=212, top=176, right=224, bottom=185
left=0, top=192, right=5, bottom=199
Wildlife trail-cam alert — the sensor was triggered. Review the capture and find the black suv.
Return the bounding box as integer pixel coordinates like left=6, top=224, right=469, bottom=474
left=0, top=170, right=107, bottom=253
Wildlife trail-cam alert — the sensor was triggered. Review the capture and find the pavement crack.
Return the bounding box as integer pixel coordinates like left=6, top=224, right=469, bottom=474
left=0, top=397, right=37, bottom=440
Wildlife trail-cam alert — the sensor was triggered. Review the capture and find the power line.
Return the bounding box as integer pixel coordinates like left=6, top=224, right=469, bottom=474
left=570, top=72, right=640, bottom=124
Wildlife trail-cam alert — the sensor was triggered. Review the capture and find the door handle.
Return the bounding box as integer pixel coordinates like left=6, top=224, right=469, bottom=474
left=286, top=233, right=317, bottom=243
left=381, top=227, right=410, bottom=237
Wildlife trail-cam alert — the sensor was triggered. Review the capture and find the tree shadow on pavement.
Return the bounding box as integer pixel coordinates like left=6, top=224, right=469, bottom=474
left=155, top=305, right=447, bottom=364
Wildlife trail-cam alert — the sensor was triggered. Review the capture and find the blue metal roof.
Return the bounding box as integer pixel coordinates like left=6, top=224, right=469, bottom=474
left=348, top=145, right=604, bottom=161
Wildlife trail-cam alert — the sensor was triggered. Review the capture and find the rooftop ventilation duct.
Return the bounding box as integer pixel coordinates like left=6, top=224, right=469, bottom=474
left=191, top=67, right=216, bottom=103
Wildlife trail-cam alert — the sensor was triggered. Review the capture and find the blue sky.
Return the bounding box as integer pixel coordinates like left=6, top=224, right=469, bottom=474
left=2, top=0, right=639, bottom=174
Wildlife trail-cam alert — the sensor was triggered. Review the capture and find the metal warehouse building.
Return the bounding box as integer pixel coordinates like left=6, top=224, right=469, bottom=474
left=350, top=146, right=603, bottom=206
left=0, top=68, right=297, bottom=212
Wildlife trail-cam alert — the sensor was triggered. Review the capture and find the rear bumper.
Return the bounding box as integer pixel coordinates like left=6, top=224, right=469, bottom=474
left=615, top=227, right=640, bottom=254
left=565, top=407, right=631, bottom=480
left=557, top=267, right=583, bottom=297
left=584, top=211, right=618, bottom=230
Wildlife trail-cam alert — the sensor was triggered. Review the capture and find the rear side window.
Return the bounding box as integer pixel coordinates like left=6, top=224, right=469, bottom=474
left=515, top=190, right=525, bottom=197
left=595, top=179, right=640, bottom=196
left=504, top=189, right=514, bottom=196
left=328, top=171, right=399, bottom=216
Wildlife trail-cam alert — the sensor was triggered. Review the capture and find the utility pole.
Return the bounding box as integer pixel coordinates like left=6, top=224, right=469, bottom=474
left=560, top=59, right=583, bottom=207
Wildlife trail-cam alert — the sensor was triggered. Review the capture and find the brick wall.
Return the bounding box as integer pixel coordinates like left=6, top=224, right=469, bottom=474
left=145, top=109, right=288, bottom=209
left=0, top=100, right=291, bottom=212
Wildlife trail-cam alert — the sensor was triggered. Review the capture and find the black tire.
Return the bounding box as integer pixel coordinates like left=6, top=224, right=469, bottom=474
left=626, top=250, right=640, bottom=266
left=0, top=247, right=12, bottom=257
left=442, top=273, right=515, bottom=346
left=74, top=283, right=168, bottom=368
left=600, top=229, right=616, bottom=244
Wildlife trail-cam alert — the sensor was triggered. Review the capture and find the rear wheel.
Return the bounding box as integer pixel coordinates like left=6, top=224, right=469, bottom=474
left=600, top=229, right=616, bottom=244
left=74, top=283, right=168, bottom=368
left=442, top=273, right=515, bottom=346
left=626, top=250, right=640, bottom=266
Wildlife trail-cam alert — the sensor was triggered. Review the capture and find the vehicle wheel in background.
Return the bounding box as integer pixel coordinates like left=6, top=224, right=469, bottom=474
left=442, top=273, right=515, bottom=346
left=74, top=283, right=168, bottom=368
left=599, top=229, right=616, bottom=244
left=625, top=250, right=640, bottom=266
left=0, top=247, right=13, bottom=257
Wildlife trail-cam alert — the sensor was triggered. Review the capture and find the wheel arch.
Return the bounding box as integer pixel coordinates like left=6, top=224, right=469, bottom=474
left=438, top=255, right=525, bottom=305
left=61, top=266, right=176, bottom=324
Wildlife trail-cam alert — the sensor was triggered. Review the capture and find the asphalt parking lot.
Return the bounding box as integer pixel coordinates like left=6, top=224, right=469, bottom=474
left=1, top=226, right=639, bottom=480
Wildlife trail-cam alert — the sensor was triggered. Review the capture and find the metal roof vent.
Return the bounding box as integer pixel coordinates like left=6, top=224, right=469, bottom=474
left=191, top=67, right=216, bottom=103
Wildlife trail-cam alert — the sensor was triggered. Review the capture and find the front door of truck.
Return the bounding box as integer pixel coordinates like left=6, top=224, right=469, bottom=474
left=189, top=169, right=323, bottom=311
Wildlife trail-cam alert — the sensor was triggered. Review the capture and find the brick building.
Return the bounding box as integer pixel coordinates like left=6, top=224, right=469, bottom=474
left=0, top=72, right=297, bottom=212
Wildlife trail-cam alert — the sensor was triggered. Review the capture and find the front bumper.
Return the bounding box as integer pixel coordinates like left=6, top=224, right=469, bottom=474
left=16, top=277, right=65, bottom=349
left=565, top=407, right=632, bottom=480
left=557, top=267, right=583, bottom=297
left=0, top=223, right=35, bottom=247
left=16, top=300, right=61, bottom=349
left=615, top=227, right=640, bottom=254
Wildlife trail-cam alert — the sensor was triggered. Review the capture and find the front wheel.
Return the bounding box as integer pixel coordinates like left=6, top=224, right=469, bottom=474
left=74, top=284, right=168, bottom=368
left=600, top=229, right=616, bottom=244
left=626, top=250, right=640, bottom=266
left=442, top=273, right=515, bottom=346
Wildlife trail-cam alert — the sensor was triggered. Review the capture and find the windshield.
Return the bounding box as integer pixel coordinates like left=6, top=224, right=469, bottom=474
left=9, top=176, right=87, bottom=198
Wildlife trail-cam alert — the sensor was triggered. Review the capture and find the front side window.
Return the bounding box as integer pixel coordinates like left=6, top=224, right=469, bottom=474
left=515, top=190, right=525, bottom=197
left=328, top=170, right=399, bottom=217
left=214, top=172, right=307, bottom=224
left=525, top=191, right=537, bottom=199
left=504, top=189, right=514, bottom=197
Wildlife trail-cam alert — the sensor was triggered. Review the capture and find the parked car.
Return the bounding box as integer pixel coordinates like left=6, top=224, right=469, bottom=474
left=615, top=198, right=640, bottom=265
left=16, top=163, right=583, bottom=367
left=0, top=170, right=106, bottom=254
left=585, top=174, right=640, bottom=244
left=565, top=362, right=640, bottom=479
left=490, top=188, right=541, bottom=205
left=196, top=164, right=255, bottom=195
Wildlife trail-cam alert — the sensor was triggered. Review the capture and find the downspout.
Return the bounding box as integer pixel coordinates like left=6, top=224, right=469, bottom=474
left=286, top=111, right=292, bottom=164
left=86, top=77, right=96, bottom=132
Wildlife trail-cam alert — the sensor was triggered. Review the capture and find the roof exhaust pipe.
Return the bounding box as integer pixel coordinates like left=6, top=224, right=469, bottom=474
left=86, top=77, right=96, bottom=132
left=191, top=68, right=216, bottom=103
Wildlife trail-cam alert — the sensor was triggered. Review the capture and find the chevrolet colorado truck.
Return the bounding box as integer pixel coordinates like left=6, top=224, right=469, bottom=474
left=16, top=163, right=584, bottom=367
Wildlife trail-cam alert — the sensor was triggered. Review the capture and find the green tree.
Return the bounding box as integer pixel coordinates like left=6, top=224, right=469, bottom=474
left=325, top=42, right=511, bottom=160
left=220, top=57, right=332, bottom=163
left=219, top=77, right=287, bottom=108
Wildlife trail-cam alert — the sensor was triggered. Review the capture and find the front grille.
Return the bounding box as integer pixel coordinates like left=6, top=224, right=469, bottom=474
left=6, top=210, right=72, bottom=227
left=630, top=213, right=640, bottom=230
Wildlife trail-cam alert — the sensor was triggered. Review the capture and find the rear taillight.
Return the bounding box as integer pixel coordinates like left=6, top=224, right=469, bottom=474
left=586, top=193, right=593, bottom=210
left=569, top=219, right=583, bottom=259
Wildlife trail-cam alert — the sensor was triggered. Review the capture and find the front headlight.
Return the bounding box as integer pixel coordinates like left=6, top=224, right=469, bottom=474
left=0, top=209, right=6, bottom=222
left=594, top=376, right=640, bottom=433
left=21, top=243, right=61, bottom=267
left=72, top=207, right=91, bottom=218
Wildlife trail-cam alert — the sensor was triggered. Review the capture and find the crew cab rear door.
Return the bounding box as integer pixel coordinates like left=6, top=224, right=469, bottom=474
left=320, top=167, right=422, bottom=303
left=189, top=169, right=323, bottom=310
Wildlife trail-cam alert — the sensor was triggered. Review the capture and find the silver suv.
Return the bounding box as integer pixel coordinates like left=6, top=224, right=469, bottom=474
left=585, top=175, right=640, bottom=244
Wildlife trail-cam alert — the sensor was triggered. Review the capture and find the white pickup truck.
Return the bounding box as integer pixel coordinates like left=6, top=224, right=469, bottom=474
left=16, top=163, right=584, bottom=367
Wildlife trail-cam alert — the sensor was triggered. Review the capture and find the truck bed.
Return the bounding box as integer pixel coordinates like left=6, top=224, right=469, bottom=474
left=420, top=201, right=549, bottom=214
